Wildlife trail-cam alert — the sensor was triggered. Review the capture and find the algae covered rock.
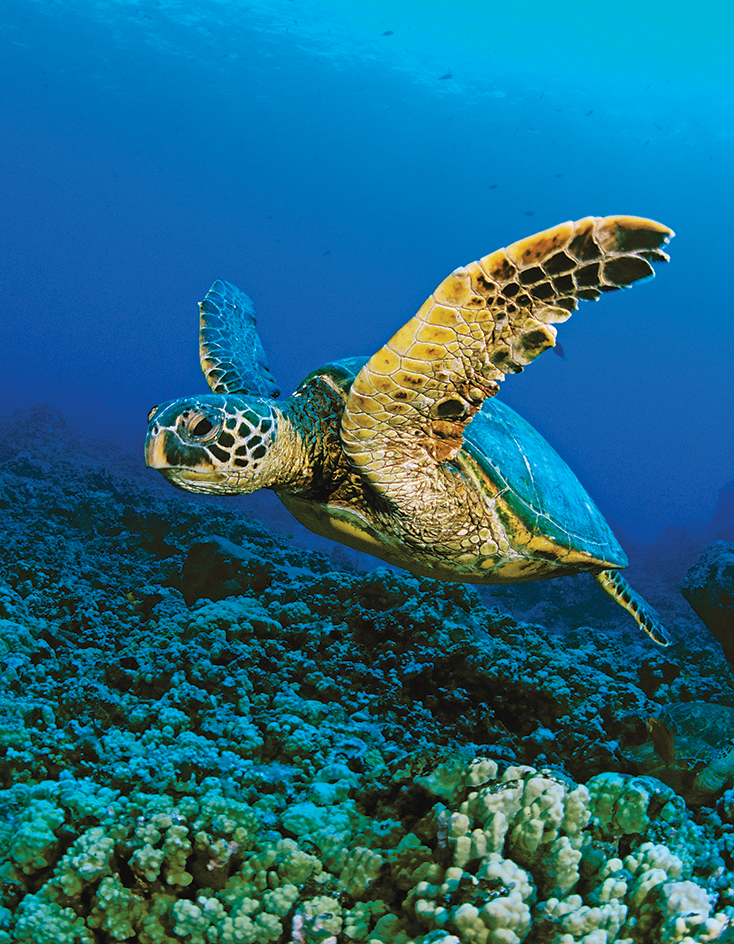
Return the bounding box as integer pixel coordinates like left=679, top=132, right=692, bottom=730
left=181, top=535, right=277, bottom=602
left=682, top=542, right=734, bottom=661
left=624, top=701, right=734, bottom=806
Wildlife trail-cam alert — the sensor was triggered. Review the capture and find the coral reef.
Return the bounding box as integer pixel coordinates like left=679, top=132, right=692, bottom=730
left=1, top=405, right=734, bottom=942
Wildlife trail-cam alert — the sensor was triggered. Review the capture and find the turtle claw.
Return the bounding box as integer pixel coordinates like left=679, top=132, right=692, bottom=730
left=647, top=621, right=671, bottom=648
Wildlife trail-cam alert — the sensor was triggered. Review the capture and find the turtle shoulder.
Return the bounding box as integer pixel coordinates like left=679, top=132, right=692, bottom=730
left=284, top=356, right=436, bottom=568
left=459, top=397, right=627, bottom=568
left=295, top=357, right=369, bottom=400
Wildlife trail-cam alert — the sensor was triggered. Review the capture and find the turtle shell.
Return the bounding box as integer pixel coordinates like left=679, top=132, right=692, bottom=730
left=308, top=358, right=626, bottom=572
left=462, top=398, right=626, bottom=569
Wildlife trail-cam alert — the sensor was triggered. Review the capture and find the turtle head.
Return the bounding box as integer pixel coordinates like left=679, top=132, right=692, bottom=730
left=145, top=394, right=283, bottom=495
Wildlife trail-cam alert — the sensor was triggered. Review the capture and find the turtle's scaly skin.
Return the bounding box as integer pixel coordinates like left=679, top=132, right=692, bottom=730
left=145, top=215, right=674, bottom=645
left=593, top=570, right=667, bottom=646
left=337, top=216, right=672, bottom=643
left=199, top=281, right=280, bottom=398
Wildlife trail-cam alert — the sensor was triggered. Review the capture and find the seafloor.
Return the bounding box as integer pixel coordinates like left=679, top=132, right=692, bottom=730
left=1, top=404, right=733, bottom=943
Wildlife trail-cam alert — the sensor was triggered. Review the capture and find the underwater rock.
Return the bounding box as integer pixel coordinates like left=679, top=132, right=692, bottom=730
left=712, top=480, right=734, bottom=541
left=682, top=541, right=734, bottom=662
left=181, top=534, right=277, bottom=602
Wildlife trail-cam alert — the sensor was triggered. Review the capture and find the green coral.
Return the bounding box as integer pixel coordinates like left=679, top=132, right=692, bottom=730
left=56, top=827, right=116, bottom=898
left=3, top=756, right=730, bottom=943
left=13, top=894, right=94, bottom=944
left=388, top=760, right=732, bottom=944
left=87, top=875, right=139, bottom=940
left=9, top=799, right=65, bottom=873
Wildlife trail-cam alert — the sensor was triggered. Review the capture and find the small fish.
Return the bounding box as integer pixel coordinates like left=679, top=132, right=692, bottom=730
left=653, top=123, right=663, bottom=129
left=322, top=250, right=331, bottom=256
left=489, top=184, right=499, bottom=189
left=555, top=173, right=563, bottom=178
left=381, top=30, right=394, bottom=35
left=523, top=210, right=535, bottom=216
left=439, top=71, right=452, bottom=80
left=585, top=110, right=594, bottom=117
left=647, top=716, right=676, bottom=767
left=553, top=341, right=565, bottom=359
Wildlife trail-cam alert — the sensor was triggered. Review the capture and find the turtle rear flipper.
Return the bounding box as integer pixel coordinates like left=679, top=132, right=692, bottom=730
left=199, top=280, right=280, bottom=397
left=593, top=568, right=670, bottom=645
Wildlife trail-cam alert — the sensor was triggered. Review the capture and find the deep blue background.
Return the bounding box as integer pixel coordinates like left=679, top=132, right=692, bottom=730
left=1, top=0, right=732, bottom=542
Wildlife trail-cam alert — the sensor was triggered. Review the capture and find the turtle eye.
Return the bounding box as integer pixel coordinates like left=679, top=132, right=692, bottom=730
left=183, top=412, right=220, bottom=442
left=191, top=417, right=214, bottom=437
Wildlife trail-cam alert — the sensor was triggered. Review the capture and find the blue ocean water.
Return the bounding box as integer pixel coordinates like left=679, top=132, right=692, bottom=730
left=2, top=0, right=733, bottom=544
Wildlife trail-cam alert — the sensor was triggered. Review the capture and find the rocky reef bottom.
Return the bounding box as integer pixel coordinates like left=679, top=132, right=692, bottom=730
left=1, top=405, right=733, bottom=943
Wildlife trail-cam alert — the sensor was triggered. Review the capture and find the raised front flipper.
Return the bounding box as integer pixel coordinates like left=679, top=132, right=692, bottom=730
left=199, top=280, right=280, bottom=397
left=593, top=569, right=670, bottom=646
left=341, top=216, right=673, bottom=503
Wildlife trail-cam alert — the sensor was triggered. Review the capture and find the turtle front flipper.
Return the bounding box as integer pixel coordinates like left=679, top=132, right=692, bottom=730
left=593, top=568, right=670, bottom=646
left=341, top=216, right=673, bottom=502
left=199, top=280, right=280, bottom=397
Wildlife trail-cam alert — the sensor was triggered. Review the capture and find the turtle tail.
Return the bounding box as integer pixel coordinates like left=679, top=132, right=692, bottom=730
left=592, top=569, right=670, bottom=646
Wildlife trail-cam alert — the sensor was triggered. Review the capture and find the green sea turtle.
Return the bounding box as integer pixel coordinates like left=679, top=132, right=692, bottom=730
left=145, top=215, right=673, bottom=645
left=626, top=703, right=734, bottom=803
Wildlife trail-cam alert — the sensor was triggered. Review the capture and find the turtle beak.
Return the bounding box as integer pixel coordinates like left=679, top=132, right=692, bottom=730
left=144, top=424, right=169, bottom=469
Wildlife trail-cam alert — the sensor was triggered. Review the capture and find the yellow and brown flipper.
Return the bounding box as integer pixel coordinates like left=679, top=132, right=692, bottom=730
left=341, top=216, right=673, bottom=496
left=594, top=568, right=670, bottom=646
